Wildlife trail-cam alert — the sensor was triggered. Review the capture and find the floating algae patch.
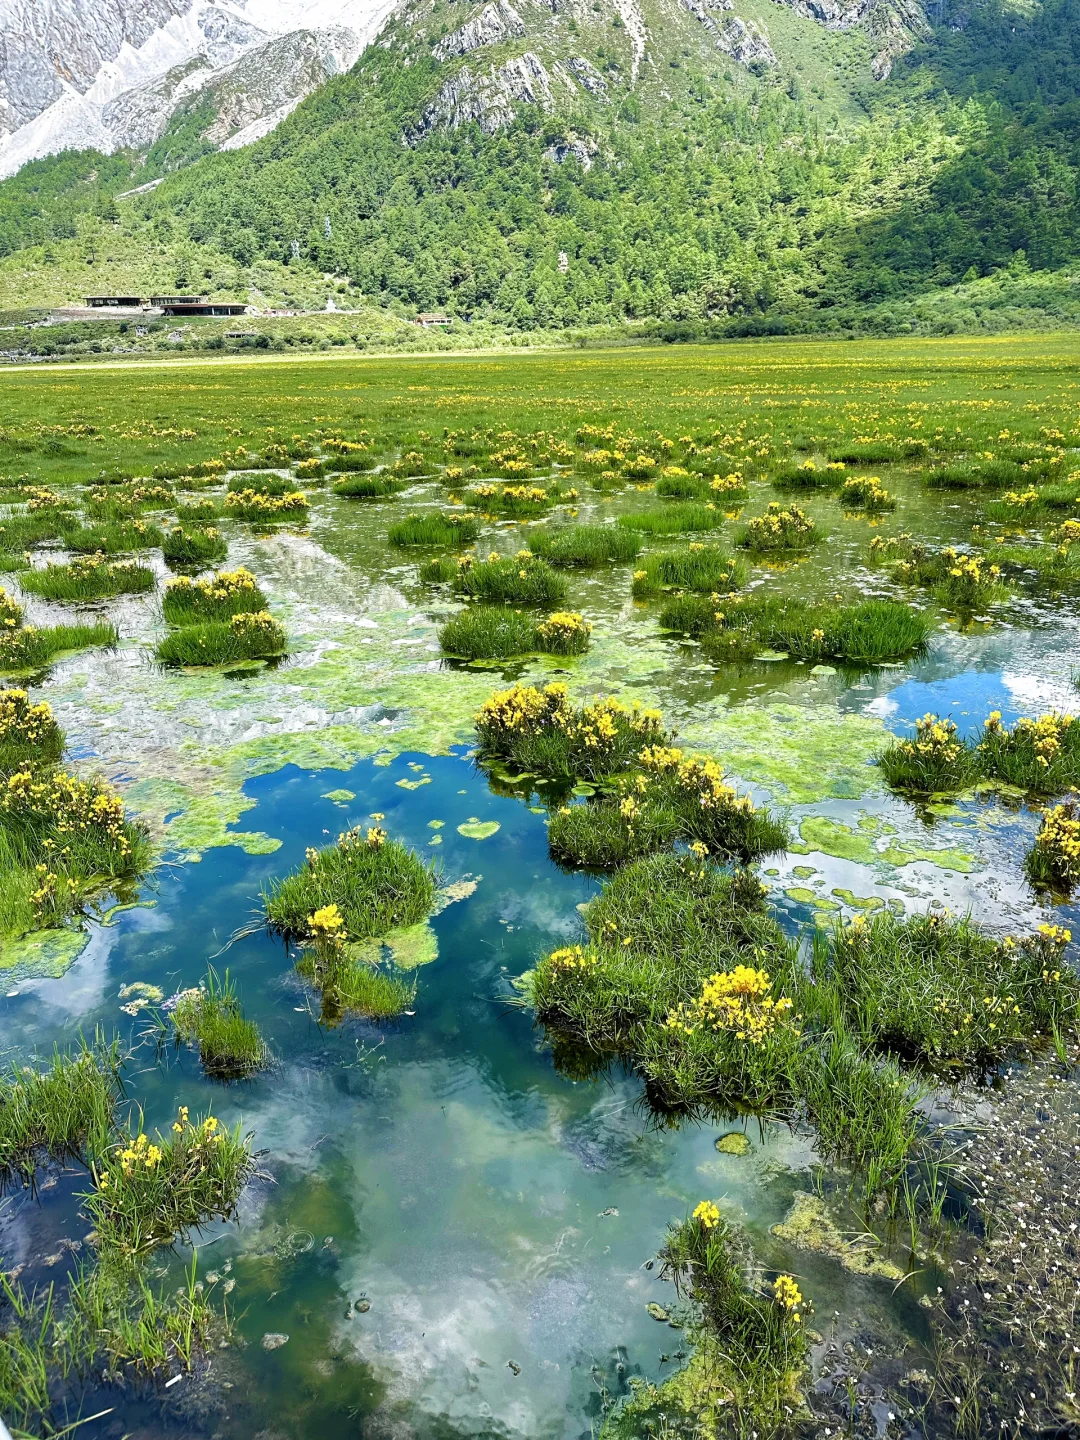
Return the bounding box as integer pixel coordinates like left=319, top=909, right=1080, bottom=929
left=794, top=815, right=977, bottom=874
left=785, top=887, right=819, bottom=904
left=355, top=921, right=439, bottom=971
left=715, top=1132, right=753, bottom=1157
left=0, top=926, right=89, bottom=979
left=396, top=776, right=432, bottom=790
left=678, top=702, right=888, bottom=804
left=830, top=888, right=886, bottom=911
left=322, top=789, right=355, bottom=804
left=771, top=1192, right=905, bottom=1282
left=124, top=778, right=281, bottom=857
left=457, top=819, right=500, bottom=840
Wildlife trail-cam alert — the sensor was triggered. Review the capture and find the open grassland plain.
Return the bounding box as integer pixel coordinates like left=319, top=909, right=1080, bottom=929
left=3, top=334, right=1080, bottom=1440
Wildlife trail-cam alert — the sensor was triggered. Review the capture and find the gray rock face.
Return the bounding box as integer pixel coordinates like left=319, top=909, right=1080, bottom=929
left=413, top=48, right=554, bottom=135
left=0, top=0, right=190, bottom=135
left=433, top=1, right=525, bottom=60
left=682, top=0, right=777, bottom=67
left=565, top=55, right=607, bottom=97
left=771, top=0, right=929, bottom=74
left=101, top=26, right=359, bottom=151
left=543, top=136, right=595, bottom=168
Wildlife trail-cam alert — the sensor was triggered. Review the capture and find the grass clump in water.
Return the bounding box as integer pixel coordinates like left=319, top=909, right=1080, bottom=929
left=454, top=551, right=568, bottom=605
left=88, top=1107, right=255, bottom=1257
left=171, top=968, right=269, bottom=1078
left=65, top=520, right=165, bottom=554
left=653, top=467, right=708, bottom=499
left=0, top=688, right=63, bottom=771
left=174, top=498, right=222, bottom=524
left=0, top=1040, right=121, bottom=1179
left=162, top=567, right=267, bottom=625
left=656, top=1208, right=810, bottom=1426
left=295, top=938, right=417, bottom=1025
left=0, top=619, right=118, bottom=672
left=333, top=473, right=408, bottom=499
left=475, top=681, right=668, bottom=782
left=224, top=488, right=309, bottom=522
left=983, top=488, right=1045, bottom=522
left=617, top=502, right=723, bottom=535
left=878, top=714, right=982, bottom=795
left=770, top=458, right=847, bottom=490
left=1025, top=807, right=1080, bottom=896
left=533, top=855, right=791, bottom=1048
left=819, top=912, right=1080, bottom=1066
left=162, top=525, right=228, bottom=566
left=157, top=610, right=286, bottom=666
left=463, top=482, right=569, bottom=516
left=419, top=555, right=459, bottom=583
left=226, top=472, right=296, bottom=496
left=838, top=476, right=896, bottom=511
left=526, top=523, right=642, bottom=567
left=264, top=824, right=435, bottom=942
left=979, top=709, right=1080, bottom=792
left=661, top=594, right=930, bottom=665
left=735, top=502, right=820, bottom=553
left=388, top=512, right=481, bottom=546
left=630, top=543, right=747, bottom=597
left=870, top=536, right=1006, bottom=610
left=19, top=553, right=155, bottom=602
left=440, top=606, right=591, bottom=659
left=548, top=751, right=789, bottom=869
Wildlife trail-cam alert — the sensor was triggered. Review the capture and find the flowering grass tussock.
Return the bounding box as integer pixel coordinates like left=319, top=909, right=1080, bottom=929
left=162, top=525, right=228, bottom=567
left=0, top=688, right=63, bottom=771
left=1025, top=803, right=1080, bottom=896
left=162, top=567, right=267, bottom=625
left=89, top=1107, right=255, bottom=1256
left=453, top=551, right=569, bottom=605
left=19, top=553, right=155, bottom=602
left=264, top=825, right=435, bottom=943
left=156, top=610, right=287, bottom=666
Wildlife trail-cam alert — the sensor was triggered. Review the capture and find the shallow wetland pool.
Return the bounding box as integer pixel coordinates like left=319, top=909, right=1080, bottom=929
left=2, top=339, right=1080, bottom=1437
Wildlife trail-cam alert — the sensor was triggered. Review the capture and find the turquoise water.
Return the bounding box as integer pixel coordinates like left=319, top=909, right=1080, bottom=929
left=4, top=455, right=1080, bottom=1434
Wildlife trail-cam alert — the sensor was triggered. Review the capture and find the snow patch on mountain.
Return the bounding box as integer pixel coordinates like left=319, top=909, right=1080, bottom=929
left=0, top=0, right=395, bottom=177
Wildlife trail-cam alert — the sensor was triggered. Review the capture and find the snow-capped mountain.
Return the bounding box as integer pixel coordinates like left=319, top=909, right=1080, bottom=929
left=0, top=0, right=396, bottom=177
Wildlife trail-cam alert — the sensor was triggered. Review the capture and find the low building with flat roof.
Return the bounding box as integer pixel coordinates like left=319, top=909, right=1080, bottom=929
left=86, top=295, right=142, bottom=307
left=159, top=301, right=248, bottom=316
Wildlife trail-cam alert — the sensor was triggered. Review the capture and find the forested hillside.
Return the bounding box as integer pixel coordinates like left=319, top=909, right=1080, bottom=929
left=0, top=0, right=1078, bottom=334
